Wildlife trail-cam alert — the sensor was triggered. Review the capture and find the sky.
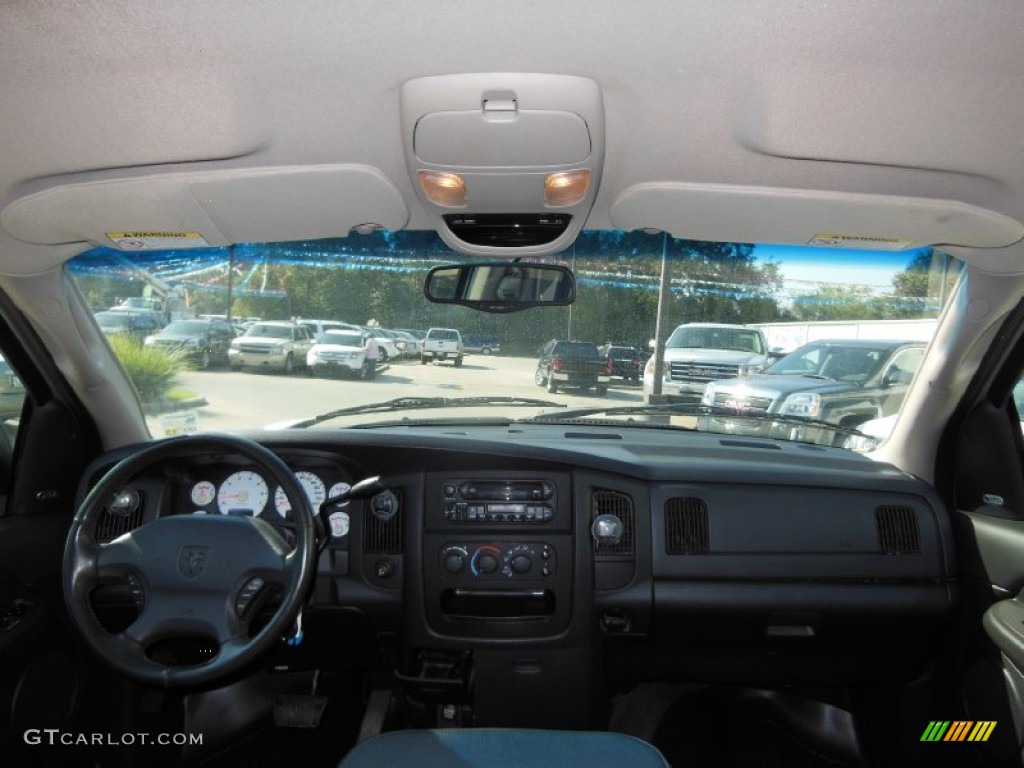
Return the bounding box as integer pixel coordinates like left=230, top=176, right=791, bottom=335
left=755, top=243, right=928, bottom=298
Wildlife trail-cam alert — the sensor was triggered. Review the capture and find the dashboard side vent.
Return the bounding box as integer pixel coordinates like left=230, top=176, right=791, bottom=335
left=96, top=506, right=144, bottom=543
left=876, top=505, right=920, bottom=554
left=592, top=489, right=634, bottom=555
left=665, top=498, right=709, bottom=555
left=364, top=491, right=403, bottom=554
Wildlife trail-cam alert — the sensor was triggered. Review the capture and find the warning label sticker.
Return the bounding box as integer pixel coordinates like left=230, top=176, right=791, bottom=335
left=808, top=234, right=915, bottom=251
left=106, top=232, right=210, bottom=250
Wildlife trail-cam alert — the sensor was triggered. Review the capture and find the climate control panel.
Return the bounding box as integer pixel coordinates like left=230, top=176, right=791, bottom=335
left=440, top=542, right=556, bottom=580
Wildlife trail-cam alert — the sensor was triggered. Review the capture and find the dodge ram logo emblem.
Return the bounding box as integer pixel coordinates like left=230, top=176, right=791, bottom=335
left=178, top=546, right=209, bottom=579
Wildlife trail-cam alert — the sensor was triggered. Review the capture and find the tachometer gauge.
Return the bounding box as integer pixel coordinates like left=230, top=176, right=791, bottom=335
left=217, top=471, right=269, bottom=516
left=275, top=471, right=326, bottom=518
left=190, top=480, right=217, bottom=506
left=327, top=481, right=352, bottom=507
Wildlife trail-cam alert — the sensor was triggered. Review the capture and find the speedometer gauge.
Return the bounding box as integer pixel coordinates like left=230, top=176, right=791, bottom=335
left=217, top=471, right=269, bottom=516
left=190, top=480, right=216, bottom=506
left=274, top=471, right=326, bottom=518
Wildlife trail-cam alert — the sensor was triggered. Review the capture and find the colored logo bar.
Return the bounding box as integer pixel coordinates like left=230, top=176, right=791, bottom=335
left=920, top=721, right=996, bottom=742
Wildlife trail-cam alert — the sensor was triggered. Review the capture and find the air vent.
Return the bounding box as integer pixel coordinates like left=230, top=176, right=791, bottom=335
left=95, top=507, right=143, bottom=543
left=592, top=489, right=634, bottom=556
left=665, top=498, right=709, bottom=555
left=364, top=491, right=403, bottom=554
left=876, top=506, right=920, bottom=554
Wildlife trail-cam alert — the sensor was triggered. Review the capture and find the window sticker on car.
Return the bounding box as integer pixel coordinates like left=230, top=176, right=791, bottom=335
left=807, top=234, right=915, bottom=250
left=106, top=231, right=211, bottom=250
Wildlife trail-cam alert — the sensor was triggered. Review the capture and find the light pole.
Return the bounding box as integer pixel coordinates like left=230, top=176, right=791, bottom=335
left=649, top=232, right=671, bottom=402
left=567, top=243, right=576, bottom=339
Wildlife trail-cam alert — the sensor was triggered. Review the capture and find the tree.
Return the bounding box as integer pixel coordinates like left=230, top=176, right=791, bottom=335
left=790, top=284, right=884, bottom=321
left=886, top=248, right=961, bottom=317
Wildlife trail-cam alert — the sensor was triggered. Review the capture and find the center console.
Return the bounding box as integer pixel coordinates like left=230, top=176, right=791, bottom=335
left=402, top=470, right=594, bottom=729
left=423, top=475, right=573, bottom=639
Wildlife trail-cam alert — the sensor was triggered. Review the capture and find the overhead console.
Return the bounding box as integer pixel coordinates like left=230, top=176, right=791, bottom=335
left=401, top=73, right=605, bottom=256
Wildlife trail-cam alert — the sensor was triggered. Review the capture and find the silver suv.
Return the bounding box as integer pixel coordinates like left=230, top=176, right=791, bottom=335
left=228, top=321, right=314, bottom=374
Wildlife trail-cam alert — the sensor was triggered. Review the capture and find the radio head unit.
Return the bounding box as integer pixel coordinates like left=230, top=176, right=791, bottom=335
left=442, top=480, right=556, bottom=523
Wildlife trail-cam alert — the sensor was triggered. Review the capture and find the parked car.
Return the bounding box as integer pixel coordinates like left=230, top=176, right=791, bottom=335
left=463, top=334, right=501, bottom=355
left=360, top=328, right=402, bottom=363
left=598, top=343, right=644, bottom=382
left=421, top=327, right=464, bottom=365
left=93, top=310, right=165, bottom=343
left=643, top=323, right=771, bottom=402
left=143, top=318, right=238, bottom=369
left=390, top=329, right=423, bottom=358
left=535, top=339, right=611, bottom=394
left=228, top=321, right=314, bottom=373
left=307, top=328, right=368, bottom=378
left=698, top=339, right=926, bottom=444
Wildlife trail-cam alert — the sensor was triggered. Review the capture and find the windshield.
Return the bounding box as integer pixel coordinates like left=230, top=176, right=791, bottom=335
left=667, top=326, right=764, bottom=354
left=94, top=312, right=133, bottom=328
left=428, top=330, right=460, bottom=341
left=767, top=343, right=890, bottom=381
left=161, top=320, right=210, bottom=335
left=246, top=324, right=292, bottom=339
left=320, top=331, right=363, bottom=347
left=69, top=231, right=959, bottom=447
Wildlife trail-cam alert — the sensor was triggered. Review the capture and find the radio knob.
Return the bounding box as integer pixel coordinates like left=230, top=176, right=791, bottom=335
left=444, top=552, right=466, bottom=573
left=510, top=554, right=532, bottom=574
left=477, top=553, right=499, bottom=574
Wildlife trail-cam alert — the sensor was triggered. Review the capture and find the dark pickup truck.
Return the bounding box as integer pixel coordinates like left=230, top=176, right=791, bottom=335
left=697, top=339, right=926, bottom=444
left=534, top=339, right=612, bottom=395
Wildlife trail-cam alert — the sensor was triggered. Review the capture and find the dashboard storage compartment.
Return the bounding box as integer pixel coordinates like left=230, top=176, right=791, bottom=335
left=440, top=588, right=555, bottom=619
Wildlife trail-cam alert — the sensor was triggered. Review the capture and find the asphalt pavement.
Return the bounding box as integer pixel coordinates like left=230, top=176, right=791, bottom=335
left=148, top=355, right=644, bottom=435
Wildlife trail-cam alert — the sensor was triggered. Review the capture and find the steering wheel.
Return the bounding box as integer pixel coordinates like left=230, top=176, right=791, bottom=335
left=63, top=434, right=316, bottom=688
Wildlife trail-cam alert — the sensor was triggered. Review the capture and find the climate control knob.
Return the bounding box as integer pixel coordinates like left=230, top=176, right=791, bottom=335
left=442, top=546, right=468, bottom=574
left=476, top=553, right=500, bottom=574
left=510, top=554, right=532, bottom=574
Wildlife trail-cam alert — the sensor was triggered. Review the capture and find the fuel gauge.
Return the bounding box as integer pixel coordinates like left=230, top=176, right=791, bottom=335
left=190, top=480, right=217, bottom=506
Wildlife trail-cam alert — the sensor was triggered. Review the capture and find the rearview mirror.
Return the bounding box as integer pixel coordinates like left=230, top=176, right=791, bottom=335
left=423, top=262, right=575, bottom=314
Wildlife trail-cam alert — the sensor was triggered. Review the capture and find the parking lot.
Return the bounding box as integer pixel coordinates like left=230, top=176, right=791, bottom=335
left=151, top=355, right=645, bottom=433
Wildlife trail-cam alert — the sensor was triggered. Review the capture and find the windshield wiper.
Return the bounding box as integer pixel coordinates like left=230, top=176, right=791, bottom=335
left=522, top=403, right=868, bottom=438
left=288, top=396, right=566, bottom=429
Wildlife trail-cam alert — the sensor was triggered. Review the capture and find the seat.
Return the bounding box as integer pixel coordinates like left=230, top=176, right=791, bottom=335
left=338, top=728, right=670, bottom=768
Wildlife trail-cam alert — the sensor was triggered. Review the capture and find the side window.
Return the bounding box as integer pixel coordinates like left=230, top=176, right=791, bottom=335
left=0, top=354, right=25, bottom=457
left=883, top=348, right=924, bottom=385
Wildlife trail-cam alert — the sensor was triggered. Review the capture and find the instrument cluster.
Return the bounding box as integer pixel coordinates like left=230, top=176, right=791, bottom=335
left=185, top=467, right=353, bottom=537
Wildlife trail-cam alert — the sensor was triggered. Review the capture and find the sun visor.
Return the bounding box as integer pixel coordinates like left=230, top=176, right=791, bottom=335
left=609, top=183, right=1024, bottom=250
left=1, top=165, right=409, bottom=248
